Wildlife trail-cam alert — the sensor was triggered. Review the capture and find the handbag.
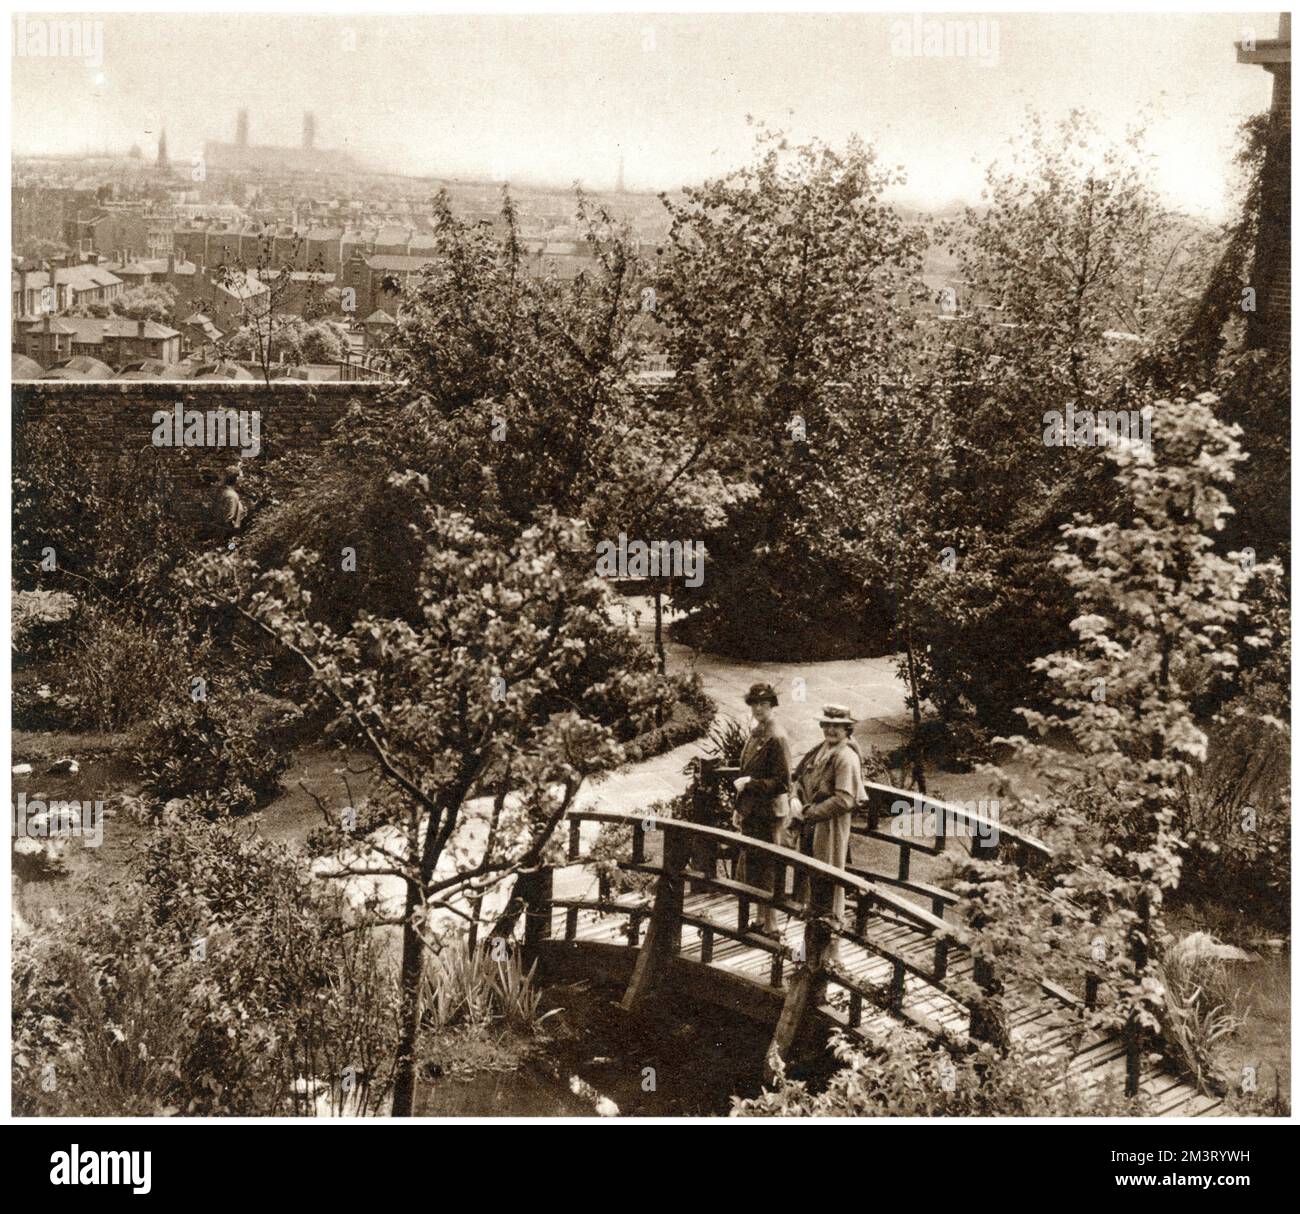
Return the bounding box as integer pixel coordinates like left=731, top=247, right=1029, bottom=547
left=741, top=780, right=792, bottom=824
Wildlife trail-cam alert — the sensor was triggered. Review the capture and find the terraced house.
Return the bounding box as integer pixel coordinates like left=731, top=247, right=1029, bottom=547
left=17, top=313, right=181, bottom=370
left=11, top=262, right=123, bottom=320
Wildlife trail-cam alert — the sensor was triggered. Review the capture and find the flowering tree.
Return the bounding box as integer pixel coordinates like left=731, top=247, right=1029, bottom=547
left=216, top=233, right=329, bottom=384
left=754, top=391, right=1267, bottom=1106
left=1010, top=391, right=1261, bottom=1090
left=182, top=497, right=667, bottom=1115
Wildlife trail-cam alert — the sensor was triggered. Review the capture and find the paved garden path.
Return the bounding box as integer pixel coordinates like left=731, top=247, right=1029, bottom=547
left=575, top=597, right=911, bottom=814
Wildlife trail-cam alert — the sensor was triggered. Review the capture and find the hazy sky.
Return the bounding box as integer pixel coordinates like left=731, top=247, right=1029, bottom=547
left=10, top=10, right=1280, bottom=218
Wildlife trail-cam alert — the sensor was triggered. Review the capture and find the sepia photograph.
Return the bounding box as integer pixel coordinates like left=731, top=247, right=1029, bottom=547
left=4, top=2, right=1294, bottom=1154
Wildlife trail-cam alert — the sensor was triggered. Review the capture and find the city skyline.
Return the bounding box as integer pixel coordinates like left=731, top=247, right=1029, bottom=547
left=10, top=10, right=1279, bottom=217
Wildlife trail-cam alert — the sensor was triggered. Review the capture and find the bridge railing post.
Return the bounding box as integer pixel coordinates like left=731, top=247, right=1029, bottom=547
left=620, top=826, right=689, bottom=1014
left=765, top=882, right=833, bottom=1086
left=968, top=951, right=1008, bottom=1052
left=966, top=822, right=1009, bottom=1051
left=688, top=760, right=728, bottom=890
left=1125, top=1012, right=1143, bottom=1097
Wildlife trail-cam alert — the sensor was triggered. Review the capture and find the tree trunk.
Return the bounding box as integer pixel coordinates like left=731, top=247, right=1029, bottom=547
left=653, top=584, right=666, bottom=676
left=390, top=879, right=425, bottom=1117
left=491, top=867, right=546, bottom=946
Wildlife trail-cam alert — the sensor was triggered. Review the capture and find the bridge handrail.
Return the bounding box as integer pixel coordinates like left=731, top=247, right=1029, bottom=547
left=859, top=781, right=1053, bottom=861
left=552, top=789, right=1143, bottom=1093
left=563, top=809, right=962, bottom=941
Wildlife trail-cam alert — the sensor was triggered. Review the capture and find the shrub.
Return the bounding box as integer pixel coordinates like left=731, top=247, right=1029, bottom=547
left=13, top=418, right=191, bottom=604
left=13, top=809, right=398, bottom=1116
left=732, top=1025, right=1146, bottom=1117
left=681, top=714, right=748, bottom=827
left=674, top=523, right=892, bottom=661
left=51, top=605, right=205, bottom=732
left=136, top=689, right=288, bottom=818
left=12, top=589, right=76, bottom=660
left=618, top=673, right=715, bottom=764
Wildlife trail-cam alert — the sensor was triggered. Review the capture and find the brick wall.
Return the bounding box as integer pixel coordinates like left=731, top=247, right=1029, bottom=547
left=13, top=380, right=392, bottom=515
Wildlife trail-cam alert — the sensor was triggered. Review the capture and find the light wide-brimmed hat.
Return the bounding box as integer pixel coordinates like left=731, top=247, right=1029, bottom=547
left=817, top=704, right=856, bottom=728
left=744, top=682, right=779, bottom=707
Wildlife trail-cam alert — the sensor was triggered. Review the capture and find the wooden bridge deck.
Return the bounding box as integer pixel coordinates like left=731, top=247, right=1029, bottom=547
left=530, top=802, right=1225, bottom=1117
left=542, top=877, right=1222, bottom=1115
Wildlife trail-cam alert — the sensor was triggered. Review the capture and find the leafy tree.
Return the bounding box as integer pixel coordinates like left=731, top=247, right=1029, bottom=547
left=882, top=111, right=1227, bottom=741
left=111, top=283, right=178, bottom=323
left=583, top=414, right=748, bottom=673
left=225, top=316, right=347, bottom=366
left=301, top=319, right=348, bottom=364
left=952, top=110, right=1205, bottom=399
left=654, top=124, right=926, bottom=657
left=384, top=188, right=657, bottom=524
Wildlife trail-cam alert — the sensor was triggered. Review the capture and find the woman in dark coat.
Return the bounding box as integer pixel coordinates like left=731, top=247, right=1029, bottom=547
left=732, top=682, right=793, bottom=938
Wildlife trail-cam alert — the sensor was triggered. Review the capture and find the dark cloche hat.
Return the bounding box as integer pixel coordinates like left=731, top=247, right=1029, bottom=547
left=744, top=682, right=779, bottom=707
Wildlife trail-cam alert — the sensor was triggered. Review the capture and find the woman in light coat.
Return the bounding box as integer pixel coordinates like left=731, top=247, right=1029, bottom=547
left=791, top=705, right=865, bottom=934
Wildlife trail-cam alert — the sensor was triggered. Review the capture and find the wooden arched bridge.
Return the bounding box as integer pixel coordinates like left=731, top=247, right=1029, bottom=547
left=521, top=782, right=1224, bottom=1115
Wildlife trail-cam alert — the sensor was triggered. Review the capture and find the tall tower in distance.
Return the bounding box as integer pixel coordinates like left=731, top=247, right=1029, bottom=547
left=156, top=128, right=169, bottom=169
left=303, top=111, right=317, bottom=151
left=236, top=108, right=249, bottom=148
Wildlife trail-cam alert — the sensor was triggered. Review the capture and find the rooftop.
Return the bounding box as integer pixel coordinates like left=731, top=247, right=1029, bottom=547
left=20, top=315, right=180, bottom=342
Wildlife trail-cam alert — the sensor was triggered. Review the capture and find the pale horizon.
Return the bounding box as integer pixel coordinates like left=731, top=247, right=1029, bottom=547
left=10, top=10, right=1281, bottom=219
